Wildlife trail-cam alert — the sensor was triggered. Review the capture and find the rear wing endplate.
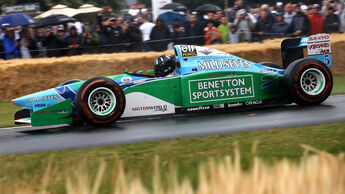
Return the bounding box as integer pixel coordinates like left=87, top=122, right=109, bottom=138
left=281, top=34, right=332, bottom=68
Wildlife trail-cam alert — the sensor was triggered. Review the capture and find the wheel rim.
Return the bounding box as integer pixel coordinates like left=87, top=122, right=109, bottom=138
left=300, top=68, right=326, bottom=96
left=88, top=87, right=116, bottom=116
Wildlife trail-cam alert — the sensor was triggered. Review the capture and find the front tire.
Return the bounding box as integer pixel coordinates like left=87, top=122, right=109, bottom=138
left=284, top=58, right=333, bottom=105
left=75, top=77, right=126, bottom=127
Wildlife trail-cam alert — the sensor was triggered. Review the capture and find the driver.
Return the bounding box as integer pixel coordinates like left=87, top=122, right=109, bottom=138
left=154, top=54, right=176, bottom=77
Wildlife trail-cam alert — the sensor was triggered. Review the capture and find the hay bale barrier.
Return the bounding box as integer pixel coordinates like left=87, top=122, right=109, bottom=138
left=1, top=34, right=344, bottom=100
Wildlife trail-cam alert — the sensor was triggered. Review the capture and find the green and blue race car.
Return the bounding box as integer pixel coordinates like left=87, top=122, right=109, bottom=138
left=11, top=34, right=333, bottom=127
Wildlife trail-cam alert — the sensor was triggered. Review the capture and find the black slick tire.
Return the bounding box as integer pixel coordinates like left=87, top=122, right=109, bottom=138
left=284, top=58, right=333, bottom=106
left=75, top=77, right=126, bottom=127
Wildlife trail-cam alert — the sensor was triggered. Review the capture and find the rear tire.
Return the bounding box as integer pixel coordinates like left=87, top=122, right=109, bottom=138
left=75, top=77, right=126, bottom=127
left=284, top=58, right=333, bottom=105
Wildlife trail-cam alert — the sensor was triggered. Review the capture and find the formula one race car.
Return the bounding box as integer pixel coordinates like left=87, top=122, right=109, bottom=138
left=11, top=33, right=333, bottom=127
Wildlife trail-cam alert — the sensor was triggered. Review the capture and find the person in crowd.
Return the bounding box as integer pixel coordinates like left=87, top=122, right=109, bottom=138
left=254, top=10, right=274, bottom=42
left=35, top=29, right=46, bottom=57
left=218, top=16, right=231, bottom=44
left=309, top=4, right=324, bottom=35
left=284, top=3, right=296, bottom=26
left=134, top=16, right=144, bottom=28
left=171, top=24, right=185, bottom=45
left=260, top=4, right=270, bottom=12
left=227, top=24, right=240, bottom=44
left=215, top=11, right=223, bottom=22
left=233, top=9, right=254, bottom=42
left=289, top=5, right=310, bottom=36
left=321, top=0, right=339, bottom=17
left=170, top=18, right=182, bottom=32
left=184, top=14, right=204, bottom=45
left=43, top=26, right=61, bottom=57
left=250, top=8, right=260, bottom=22
left=276, top=2, right=284, bottom=14
left=340, top=4, right=345, bottom=32
left=56, top=25, right=68, bottom=56
left=102, top=17, right=124, bottom=53
left=205, top=12, right=220, bottom=27
left=122, top=22, right=142, bottom=52
left=150, top=18, right=170, bottom=51
left=97, top=7, right=114, bottom=53
left=18, top=29, right=38, bottom=59
left=81, top=26, right=100, bottom=54
left=116, top=16, right=124, bottom=28
left=300, top=5, right=310, bottom=15
left=139, top=15, right=155, bottom=52
left=227, top=7, right=237, bottom=23
left=233, top=0, right=245, bottom=13
left=3, top=29, right=19, bottom=60
left=324, top=6, right=340, bottom=33
left=184, top=10, right=191, bottom=22
left=95, top=20, right=108, bottom=53
left=204, top=20, right=221, bottom=45
left=271, top=14, right=290, bottom=38
left=65, top=26, right=82, bottom=56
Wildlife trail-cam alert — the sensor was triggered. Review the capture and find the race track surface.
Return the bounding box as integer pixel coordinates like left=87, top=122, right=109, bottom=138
left=1, top=95, right=345, bottom=155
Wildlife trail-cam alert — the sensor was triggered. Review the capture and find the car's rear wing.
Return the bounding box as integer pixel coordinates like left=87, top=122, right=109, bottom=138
left=281, top=34, right=332, bottom=69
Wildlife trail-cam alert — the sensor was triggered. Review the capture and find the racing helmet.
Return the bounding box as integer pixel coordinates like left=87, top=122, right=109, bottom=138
left=154, top=54, right=176, bottom=77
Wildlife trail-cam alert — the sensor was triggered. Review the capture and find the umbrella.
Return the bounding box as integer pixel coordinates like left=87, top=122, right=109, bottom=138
left=161, top=3, right=187, bottom=11
left=158, top=12, right=185, bottom=27
left=77, top=4, right=102, bottom=14
left=195, top=4, right=222, bottom=12
left=35, top=4, right=79, bottom=18
left=0, top=13, right=35, bottom=29
left=33, top=14, right=76, bottom=28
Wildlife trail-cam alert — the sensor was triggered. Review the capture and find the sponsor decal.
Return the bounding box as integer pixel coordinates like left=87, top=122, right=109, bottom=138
left=121, top=77, right=133, bottom=83
left=307, top=34, right=331, bottom=55
left=308, top=34, right=329, bottom=42
left=308, top=42, right=330, bottom=54
left=228, top=102, right=243, bottom=108
left=28, top=95, right=58, bottom=103
left=180, top=45, right=197, bottom=57
left=187, top=106, right=210, bottom=112
left=245, top=100, right=262, bottom=105
left=198, top=59, right=252, bottom=70
left=213, top=104, right=225, bottom=109
left=57, top=111, right=68, bottom=115
left=308, top=42, right=329, bottom=50
left=199, top=48, right=213, bottom=55
left=189, top=75, right=255, bottom=103
left=37, top=109, right=69, bottom=115
left=37, top=110, right=52, bottom=114
left=132, top=105, right=168, bottom=112
left=34, top=103, right=46, bottom=108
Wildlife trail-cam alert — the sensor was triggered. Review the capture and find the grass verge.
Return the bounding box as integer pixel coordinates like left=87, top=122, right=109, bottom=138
left=0, top=75, right=345, bottom=128
left=1, top=121, right=345, bottom=193
left=0, top=101, right=21, bottom=128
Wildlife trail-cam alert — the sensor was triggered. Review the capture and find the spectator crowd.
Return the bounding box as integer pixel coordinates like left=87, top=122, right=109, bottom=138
left=1, top=0, right=345, bottom=60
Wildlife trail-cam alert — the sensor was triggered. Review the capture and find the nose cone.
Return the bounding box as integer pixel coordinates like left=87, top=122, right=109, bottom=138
left=11, top=97, right=27, bottom=108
